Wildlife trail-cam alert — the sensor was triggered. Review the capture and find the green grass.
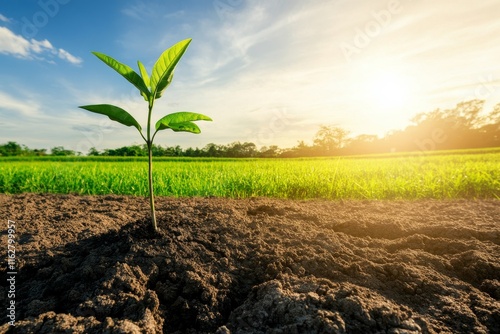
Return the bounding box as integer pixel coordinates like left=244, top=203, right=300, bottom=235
left=1, top=150, right=499, bottom=199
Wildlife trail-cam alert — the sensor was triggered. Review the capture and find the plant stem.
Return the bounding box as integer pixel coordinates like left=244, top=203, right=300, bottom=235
left=148, top=141, right=157, bottom=231
left=146, top=101, right=157, bottom=232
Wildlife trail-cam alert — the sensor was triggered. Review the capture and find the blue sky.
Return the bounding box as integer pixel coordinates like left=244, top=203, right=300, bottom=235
left=1, top=0, right=500, bottom=153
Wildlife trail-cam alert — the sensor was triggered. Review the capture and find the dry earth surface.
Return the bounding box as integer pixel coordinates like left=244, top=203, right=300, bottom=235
left=0, top=194, right=499, bottom=333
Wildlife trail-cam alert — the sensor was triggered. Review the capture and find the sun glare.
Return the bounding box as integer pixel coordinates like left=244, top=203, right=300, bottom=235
left=367, top=71, right=410, bottom=111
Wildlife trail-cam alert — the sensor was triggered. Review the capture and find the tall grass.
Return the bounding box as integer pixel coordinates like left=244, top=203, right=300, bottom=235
left=1, top=152, right=498, bottom=199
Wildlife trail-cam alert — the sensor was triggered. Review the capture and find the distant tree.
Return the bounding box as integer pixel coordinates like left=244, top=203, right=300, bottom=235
left=452, top=99, right=485, bottom=129
left=104, top=145, right=146, bottom=156
left=203, top=143, right=224, bottom=157
left=226, top=142, right=257, bottom=157
left=0, top=141, right=23, bottom=156
left=280, top=140, right=314, bottom=157
left=478, top=102, right=500, bottom=147
left=31, top=148, right=47, bottom=156
left=146, top=143, right=183, bottom=156
left=148, top=144, right=165, bottom=156
left=346, top=134, right=379, bottom=154
left=241, top=142, right=257, bottom=157
left=488, top=103, right=500, bottom=124
left=295, top=140, right=313, bottom=156
left=0, top=142, right=49, bottom=156
left=259, top=145, right=281, bottom=158
left=161, top=145, right=183, bottom=156
left=88, top=147, right=101, bottom=156
left=406, top=99, right=489, bottom=150
left=51, top=146, right=76, bottom=156
left=184, top=147, right=196, bottom=157
left=313, top=125, right=350, bottom=154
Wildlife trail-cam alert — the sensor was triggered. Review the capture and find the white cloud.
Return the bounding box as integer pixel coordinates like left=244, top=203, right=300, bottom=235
left=58, top=48, right=83, bottom=65
left=122, top=2, right=185, bottom=20
left=0, top=26, right=82, bottom=65
left=121, top=3, right=151, bottom=20
left=165, top=10, right=185, bottom=19
left=0, top=26, right=31, bottom=56
left=0, top=91, right=41, bottom=117
left=31, top=39, right=53, bottom=53
left=0, top=13, right=10, bottom=23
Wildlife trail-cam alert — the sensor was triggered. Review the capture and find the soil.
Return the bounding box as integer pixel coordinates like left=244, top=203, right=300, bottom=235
left=0, top=193, right=499, bottom=334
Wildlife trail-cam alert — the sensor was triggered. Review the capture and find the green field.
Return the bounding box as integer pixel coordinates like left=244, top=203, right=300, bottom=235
left=1, top=149, right=499, bottom=199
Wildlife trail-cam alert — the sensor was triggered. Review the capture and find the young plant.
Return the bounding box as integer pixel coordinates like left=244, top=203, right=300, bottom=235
left=79, top=38, right=212, bottom=232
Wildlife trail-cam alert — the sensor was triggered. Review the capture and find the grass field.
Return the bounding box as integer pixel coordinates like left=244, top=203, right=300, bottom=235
left=1, top=149, right=499, bottom=199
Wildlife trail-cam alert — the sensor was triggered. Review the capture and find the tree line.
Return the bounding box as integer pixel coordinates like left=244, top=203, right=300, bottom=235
left=2, top=99, right=499, bottom=158
left=0, top=142, right=76, bottom=157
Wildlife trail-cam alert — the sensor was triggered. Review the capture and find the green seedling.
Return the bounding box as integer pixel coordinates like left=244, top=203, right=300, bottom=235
left=79, top=38, right=212, bottom=232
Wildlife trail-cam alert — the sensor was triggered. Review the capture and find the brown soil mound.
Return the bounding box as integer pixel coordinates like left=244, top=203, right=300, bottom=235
left=1, top=194, right=499, bottom=333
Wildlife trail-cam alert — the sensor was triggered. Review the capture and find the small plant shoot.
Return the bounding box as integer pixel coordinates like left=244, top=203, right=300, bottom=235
left=80, top=38, right=212, bottom=231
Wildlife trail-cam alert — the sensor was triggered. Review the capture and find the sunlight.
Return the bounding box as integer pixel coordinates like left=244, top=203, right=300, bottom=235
left=367, top=71, right=410, bottom=111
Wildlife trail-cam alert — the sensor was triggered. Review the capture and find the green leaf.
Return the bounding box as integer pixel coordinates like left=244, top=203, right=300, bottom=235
left=150, top=38, right=192, bottom=99
left=137, top=61, right=150, bottom=87
left=92, top=52, right=150, bottom=100
left=137, top=61, right=150, bottom=101
left=79, top=104, right=142, bottom=132
left=155, top=112, right=212, bottom=133
left=167, top=121, right=201, bottom=134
